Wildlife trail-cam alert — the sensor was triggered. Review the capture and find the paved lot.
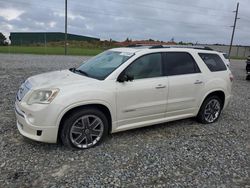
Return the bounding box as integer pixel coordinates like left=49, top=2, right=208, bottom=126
left=0, top=54, right=249, bottom=187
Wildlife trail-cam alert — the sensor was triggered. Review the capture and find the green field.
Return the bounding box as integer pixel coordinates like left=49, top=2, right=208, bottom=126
left=0, top=46, right=105, bottom=56
left=0, top=46, right=248, bottom=59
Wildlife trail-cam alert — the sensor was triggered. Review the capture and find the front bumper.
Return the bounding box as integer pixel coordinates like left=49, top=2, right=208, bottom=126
left=15, top=102, right=58, bottom=143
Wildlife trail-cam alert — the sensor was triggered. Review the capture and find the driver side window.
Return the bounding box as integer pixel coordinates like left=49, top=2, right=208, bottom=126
left=124, top=53, right=163, bottom=79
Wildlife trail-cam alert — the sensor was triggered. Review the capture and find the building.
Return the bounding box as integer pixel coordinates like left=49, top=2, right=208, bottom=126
left=9, top=32, right=100, bottom=45
left=204, top=44, right=250, bottom=58
left=115, top=40, right=177, bottom=47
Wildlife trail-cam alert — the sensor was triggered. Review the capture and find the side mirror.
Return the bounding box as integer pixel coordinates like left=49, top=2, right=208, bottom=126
left=117, top=74, right=134, bottom=83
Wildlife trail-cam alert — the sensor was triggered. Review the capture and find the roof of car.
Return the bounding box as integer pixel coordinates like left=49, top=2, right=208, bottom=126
left=110, top=45, right=217, bottom=54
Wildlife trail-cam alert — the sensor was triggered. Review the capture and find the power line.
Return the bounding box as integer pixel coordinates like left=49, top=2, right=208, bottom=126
left=70, top=8, right=231, bottom=28
left=146, top=0, right=233, bottom=13
left=1, top=0, right=235, bottom=19
left=240, top=17, right=250, bottom=23
left=94, top=0, right=234, bottom=18
left=0, top=0, right=231, bottom=28
left=2, top=0, right=250, bottom=20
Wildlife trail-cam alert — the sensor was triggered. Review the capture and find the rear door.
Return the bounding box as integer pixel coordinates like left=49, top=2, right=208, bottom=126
left=163, top=52, right=204, bottom=117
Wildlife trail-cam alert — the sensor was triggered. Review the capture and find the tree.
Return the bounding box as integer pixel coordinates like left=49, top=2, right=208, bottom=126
left=0, top=33, right=7, bottom=46
left=125, top=37, right=131, bottom=42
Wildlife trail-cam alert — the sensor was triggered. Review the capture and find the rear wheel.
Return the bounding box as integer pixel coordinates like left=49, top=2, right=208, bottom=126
left=60, top=108, right=108, bottom=149
left=197, top=96, right=222, bottom=124
left=246, top=75, right=250, bottom=80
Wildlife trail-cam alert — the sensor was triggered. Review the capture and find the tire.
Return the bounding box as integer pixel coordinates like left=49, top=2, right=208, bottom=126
left=246, top=75, right=250, bottom=80
left=197, top=95, right=223, bottom=124
left=60, top=108, right=109, bottom=149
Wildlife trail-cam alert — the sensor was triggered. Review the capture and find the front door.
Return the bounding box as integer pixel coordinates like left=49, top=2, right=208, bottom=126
left=116, top=53, right=168, bottom=130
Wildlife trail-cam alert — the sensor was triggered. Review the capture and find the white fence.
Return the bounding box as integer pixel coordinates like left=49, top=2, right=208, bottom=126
left=204, top=45, right=250, bottom=58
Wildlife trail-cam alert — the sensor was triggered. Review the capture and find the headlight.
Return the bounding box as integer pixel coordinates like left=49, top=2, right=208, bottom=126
left=27, top=88, right=59, bottom=105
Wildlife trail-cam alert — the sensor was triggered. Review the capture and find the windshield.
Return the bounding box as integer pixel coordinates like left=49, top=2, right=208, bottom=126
left=76, top=50, right=134, bottom=80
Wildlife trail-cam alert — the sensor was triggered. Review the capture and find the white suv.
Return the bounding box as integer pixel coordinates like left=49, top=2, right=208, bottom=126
left=15, top=46, right=233, bottom=149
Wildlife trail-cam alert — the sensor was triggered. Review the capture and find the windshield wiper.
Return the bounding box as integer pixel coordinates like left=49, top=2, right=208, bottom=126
left=69, top=68, right=89, bottom=77
left=75, top=69, right=89, bottom=77
left=69, top=67, right=76, bottom=72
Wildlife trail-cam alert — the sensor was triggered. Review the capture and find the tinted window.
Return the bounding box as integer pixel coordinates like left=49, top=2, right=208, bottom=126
left=199, top=53, right=227, bottom=72
left=164, top=52, right=200, bottom=76
left=124, top=53, right=162, bottom=79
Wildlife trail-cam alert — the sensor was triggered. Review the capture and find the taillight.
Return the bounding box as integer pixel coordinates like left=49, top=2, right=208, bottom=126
left=229, top=73, right=234, bottom=82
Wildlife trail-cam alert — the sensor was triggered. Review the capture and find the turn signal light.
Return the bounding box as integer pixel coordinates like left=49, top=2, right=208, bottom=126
left=229, top=73, right=234, bottom=82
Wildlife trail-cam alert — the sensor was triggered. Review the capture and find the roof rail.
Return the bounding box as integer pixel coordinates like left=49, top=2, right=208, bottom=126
left=125, top=44, right=214, bottom=51
left=149, top=45, right=165, bottom=49
left=148, top=45, right=214, bottom=50
left=125, top=44, right=143, bottom=47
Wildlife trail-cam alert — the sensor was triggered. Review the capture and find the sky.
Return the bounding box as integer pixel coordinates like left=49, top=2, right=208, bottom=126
left=0, top=0, right=249, bottom=45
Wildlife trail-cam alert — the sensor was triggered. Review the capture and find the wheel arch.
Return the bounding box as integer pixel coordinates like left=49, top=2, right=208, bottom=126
left=200, top=90, right=226, bottom=110
left=57, top=102, right=113, bottom=141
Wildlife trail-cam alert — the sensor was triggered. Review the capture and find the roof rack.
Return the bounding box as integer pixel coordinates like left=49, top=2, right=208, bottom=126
left=148, top=45, right=213, bottom=50
left=125, top=44, right=214, bottom=51
left=126, top=44, right=143, bottom=47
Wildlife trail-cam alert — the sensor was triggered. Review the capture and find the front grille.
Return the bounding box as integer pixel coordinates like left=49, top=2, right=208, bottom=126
left=17, top=80, right=32, bottom=101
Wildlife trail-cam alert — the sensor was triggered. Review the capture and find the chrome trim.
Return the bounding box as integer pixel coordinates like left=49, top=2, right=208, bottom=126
left=124, top=109, right=136, bottom=112
left=17, top=80, right=32, bottom=101
left=15, top=104, right=25, bottom=118
left=194, top=80, right=203, bottom=84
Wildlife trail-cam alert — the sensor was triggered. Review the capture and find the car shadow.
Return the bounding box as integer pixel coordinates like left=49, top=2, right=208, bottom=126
left=20, top=117, right=200, bottom=151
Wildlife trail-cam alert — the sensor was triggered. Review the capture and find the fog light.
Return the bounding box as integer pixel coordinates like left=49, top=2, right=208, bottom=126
left=27, top=114, right=35, bottom=124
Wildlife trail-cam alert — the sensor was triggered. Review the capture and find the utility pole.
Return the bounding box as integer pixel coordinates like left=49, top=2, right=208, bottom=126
left=64, top=0, right=68, bottom=55
left=228, top=2, right=240, bottom=59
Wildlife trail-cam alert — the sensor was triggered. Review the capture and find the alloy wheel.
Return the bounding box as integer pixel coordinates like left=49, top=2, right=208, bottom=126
left=69, top=115, right=104, bottom=148
left=204, top=99, right=221, bottom=123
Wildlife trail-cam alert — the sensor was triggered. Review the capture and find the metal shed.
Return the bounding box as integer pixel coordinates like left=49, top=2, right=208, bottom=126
left=9, top=32, right=100, bottom=45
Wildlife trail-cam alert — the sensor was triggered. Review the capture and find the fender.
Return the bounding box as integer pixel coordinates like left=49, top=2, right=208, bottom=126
left=55, top=99, right=115, bottom=129
left=198, top=88, right=226, bottom=111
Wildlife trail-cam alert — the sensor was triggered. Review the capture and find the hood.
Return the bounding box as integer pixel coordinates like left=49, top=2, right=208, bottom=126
left=27, top=70, right=97, bottom=89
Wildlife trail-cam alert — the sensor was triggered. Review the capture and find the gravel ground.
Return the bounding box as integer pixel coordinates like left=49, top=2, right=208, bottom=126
left=0, top=54, right=249, bottom=188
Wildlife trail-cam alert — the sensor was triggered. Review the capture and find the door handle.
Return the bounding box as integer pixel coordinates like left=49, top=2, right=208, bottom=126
left=155, top=85, right=166, bottom=89
left=194, top=80, right=203, bottom=84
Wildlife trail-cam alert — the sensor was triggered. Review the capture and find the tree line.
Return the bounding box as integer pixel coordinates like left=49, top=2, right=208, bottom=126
left=0, top=33, right=8, bottom=46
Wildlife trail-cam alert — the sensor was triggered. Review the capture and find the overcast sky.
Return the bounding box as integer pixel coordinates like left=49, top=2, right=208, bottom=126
left=0, top=0, right=249, bottom=45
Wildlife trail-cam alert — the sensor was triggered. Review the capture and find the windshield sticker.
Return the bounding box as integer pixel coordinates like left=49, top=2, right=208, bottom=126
left=120, top=52, right=134, bottom=57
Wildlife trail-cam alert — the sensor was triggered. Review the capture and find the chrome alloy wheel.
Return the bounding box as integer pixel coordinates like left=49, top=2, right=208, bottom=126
left=69, top=115, right=104, bottom=148
left=204, top=99, right=221, bottom=123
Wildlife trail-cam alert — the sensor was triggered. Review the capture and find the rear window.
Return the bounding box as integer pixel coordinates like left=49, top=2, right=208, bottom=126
left=164, top=52, right=200, bottom=76
left=199, top=53, right=227, bottom=72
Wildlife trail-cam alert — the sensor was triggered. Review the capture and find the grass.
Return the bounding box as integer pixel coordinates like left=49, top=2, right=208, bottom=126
left=0, top=46, right=105, bottom=56
left=0, top=46, right=248, bottom=59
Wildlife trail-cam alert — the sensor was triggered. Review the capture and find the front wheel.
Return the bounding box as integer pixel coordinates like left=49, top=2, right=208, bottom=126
left=197, top=96, right=222, bottom=124
left=60, top=108, right=108, bottom=149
